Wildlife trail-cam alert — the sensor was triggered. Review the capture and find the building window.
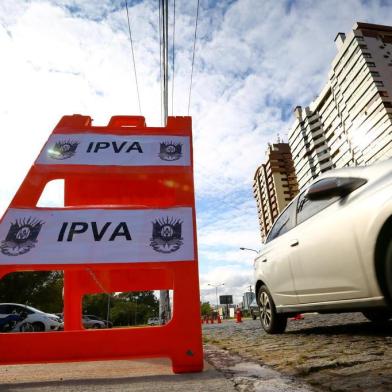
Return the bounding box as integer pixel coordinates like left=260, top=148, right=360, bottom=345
left=375, top=80, right=384, bottom=87
left=371, top=71, right=380, bottom=77
left=319, top=158, right=330, bottom=165
left=366, top=62, right=376, bottom=67
left=363, top=52, right=372, bottom=58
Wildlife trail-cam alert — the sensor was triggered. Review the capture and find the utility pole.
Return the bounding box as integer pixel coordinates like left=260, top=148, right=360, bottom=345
left=161, top=0, right=169, bottom=125
left=159, top=0, right=171, bottom=325
left=208, top=283, right=225, bottom=310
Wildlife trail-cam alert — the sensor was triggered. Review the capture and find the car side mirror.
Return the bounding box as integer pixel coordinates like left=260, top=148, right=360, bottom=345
left=306, top=177, right=367, bottom=200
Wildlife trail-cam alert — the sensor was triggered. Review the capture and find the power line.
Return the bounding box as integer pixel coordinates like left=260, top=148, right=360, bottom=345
left=125, top=0, right=142, bottom=115
left=171, top=0, right=175, bottom=115
left=187, top=0, right=200, bottom=116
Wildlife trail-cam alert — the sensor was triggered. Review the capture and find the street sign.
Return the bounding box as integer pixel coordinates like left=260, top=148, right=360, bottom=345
left=0, top=114, right=202, bottom=374
left=219, top=295, right=233, bottom=305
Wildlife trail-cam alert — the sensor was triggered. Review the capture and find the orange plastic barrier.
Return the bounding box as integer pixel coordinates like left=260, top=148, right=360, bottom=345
left=0, top=115, right=203, bottom=373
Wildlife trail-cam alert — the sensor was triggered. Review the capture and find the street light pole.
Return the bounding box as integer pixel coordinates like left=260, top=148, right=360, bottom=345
left=134, top=294, right=139, bottom=326
left=208, top=283, right=225, bottom=310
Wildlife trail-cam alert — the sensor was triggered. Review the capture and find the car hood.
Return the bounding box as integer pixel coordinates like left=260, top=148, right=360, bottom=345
left=44, top=313, right=61, bottom=320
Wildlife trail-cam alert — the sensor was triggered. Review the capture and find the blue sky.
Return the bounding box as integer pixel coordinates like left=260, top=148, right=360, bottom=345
left=1, top=0, right=392, bottom=304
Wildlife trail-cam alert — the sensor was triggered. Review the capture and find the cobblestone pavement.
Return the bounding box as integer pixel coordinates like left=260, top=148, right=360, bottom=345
left=202, top=313, right=392, bottom=392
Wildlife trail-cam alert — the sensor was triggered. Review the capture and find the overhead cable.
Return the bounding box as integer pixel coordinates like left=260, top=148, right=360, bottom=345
left=187, top=0, right=200, bottom=116
left=125, top=0, right=142, bottom=115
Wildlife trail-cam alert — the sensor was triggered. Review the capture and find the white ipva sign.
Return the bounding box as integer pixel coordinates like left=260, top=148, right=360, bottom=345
left=0, top=208, right=194, bottom=265
left=35, top=134, right=191, bottom=166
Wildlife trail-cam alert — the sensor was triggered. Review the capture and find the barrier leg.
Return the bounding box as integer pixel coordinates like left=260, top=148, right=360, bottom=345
left=170, top=266, right=203, bottom=373
left=63, top=270, right=83, bottom=331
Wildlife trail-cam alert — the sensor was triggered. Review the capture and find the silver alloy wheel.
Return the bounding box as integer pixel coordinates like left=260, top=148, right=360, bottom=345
left=260, top=291, right=272, bottom=328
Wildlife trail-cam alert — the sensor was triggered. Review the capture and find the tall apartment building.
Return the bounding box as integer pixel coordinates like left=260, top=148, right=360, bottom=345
left=253, top=143, right=298, bottom=241
left=289, top=22, right=392, bottom=190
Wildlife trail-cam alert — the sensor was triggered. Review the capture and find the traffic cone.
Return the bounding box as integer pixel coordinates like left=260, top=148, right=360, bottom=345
left=236, top=309, right=242, bottom=323
left=291, top=314, right=304, bottom=321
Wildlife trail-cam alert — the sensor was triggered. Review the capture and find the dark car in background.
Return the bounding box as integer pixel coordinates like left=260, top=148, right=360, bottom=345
left=249, top=299, right=260, bottom=320
left=84, top=314, right=113, bottom=328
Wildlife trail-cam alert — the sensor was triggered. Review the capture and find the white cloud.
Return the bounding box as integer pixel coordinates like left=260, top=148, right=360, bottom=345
left=200, top=265, right=253, bottom=305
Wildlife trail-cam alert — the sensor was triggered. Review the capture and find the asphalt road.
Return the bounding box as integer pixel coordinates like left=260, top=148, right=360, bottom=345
left=1, top=314, right=390, bottom=392
left=203, top=313, right=392, bottom=392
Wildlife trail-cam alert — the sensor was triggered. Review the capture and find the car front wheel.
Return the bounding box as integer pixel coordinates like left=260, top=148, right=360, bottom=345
left=32, top=322, right=45, bottom=332
left=386, top=239, right=392, bottom=303
left=258, top=286, right=287, bottom=334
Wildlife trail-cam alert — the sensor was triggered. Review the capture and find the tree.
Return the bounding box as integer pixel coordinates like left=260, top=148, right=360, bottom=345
left=201, top=302, right=212, bottom=316
left=83, top=293, right=112, bottom=320
left=0, top=271, right=63, bottom=313
left=83, top=291, right=159, bottom=326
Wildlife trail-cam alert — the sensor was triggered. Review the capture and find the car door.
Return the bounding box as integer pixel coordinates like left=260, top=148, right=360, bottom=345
left=255, top=200, right=299, bottom=307
left=289, top=180, right=369, bottom=304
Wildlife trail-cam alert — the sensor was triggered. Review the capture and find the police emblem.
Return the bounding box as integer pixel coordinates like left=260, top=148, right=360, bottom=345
left=0, top=218, right=44, bottom=256
left=48, top=140, right=79, bottom=160
left=150, top=217, right=183, bottom=253
left=159, top=141, right=182, bottom=161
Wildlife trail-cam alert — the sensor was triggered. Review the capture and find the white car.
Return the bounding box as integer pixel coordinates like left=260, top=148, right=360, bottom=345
left=0, top=303, right=62, bottom=332
left=147, top=317, right=160, bottom=325
left=254, top=160, right=392, bottom=333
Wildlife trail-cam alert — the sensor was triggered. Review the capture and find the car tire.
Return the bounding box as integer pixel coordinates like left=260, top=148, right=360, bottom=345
left=258, top=285, right=287, bottom=334
left=362, top=309, right=392, bottom=323
left=32, top=322, right=45, bottom=332
left=385, top=239, right=392, bottom=303
left=92, top=323, right=101, bottom=329
left=19, top=322, right=34, bottom=332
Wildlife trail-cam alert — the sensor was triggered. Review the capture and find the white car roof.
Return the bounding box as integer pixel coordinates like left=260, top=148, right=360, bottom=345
left=316, top=158, right=392, bottom=182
